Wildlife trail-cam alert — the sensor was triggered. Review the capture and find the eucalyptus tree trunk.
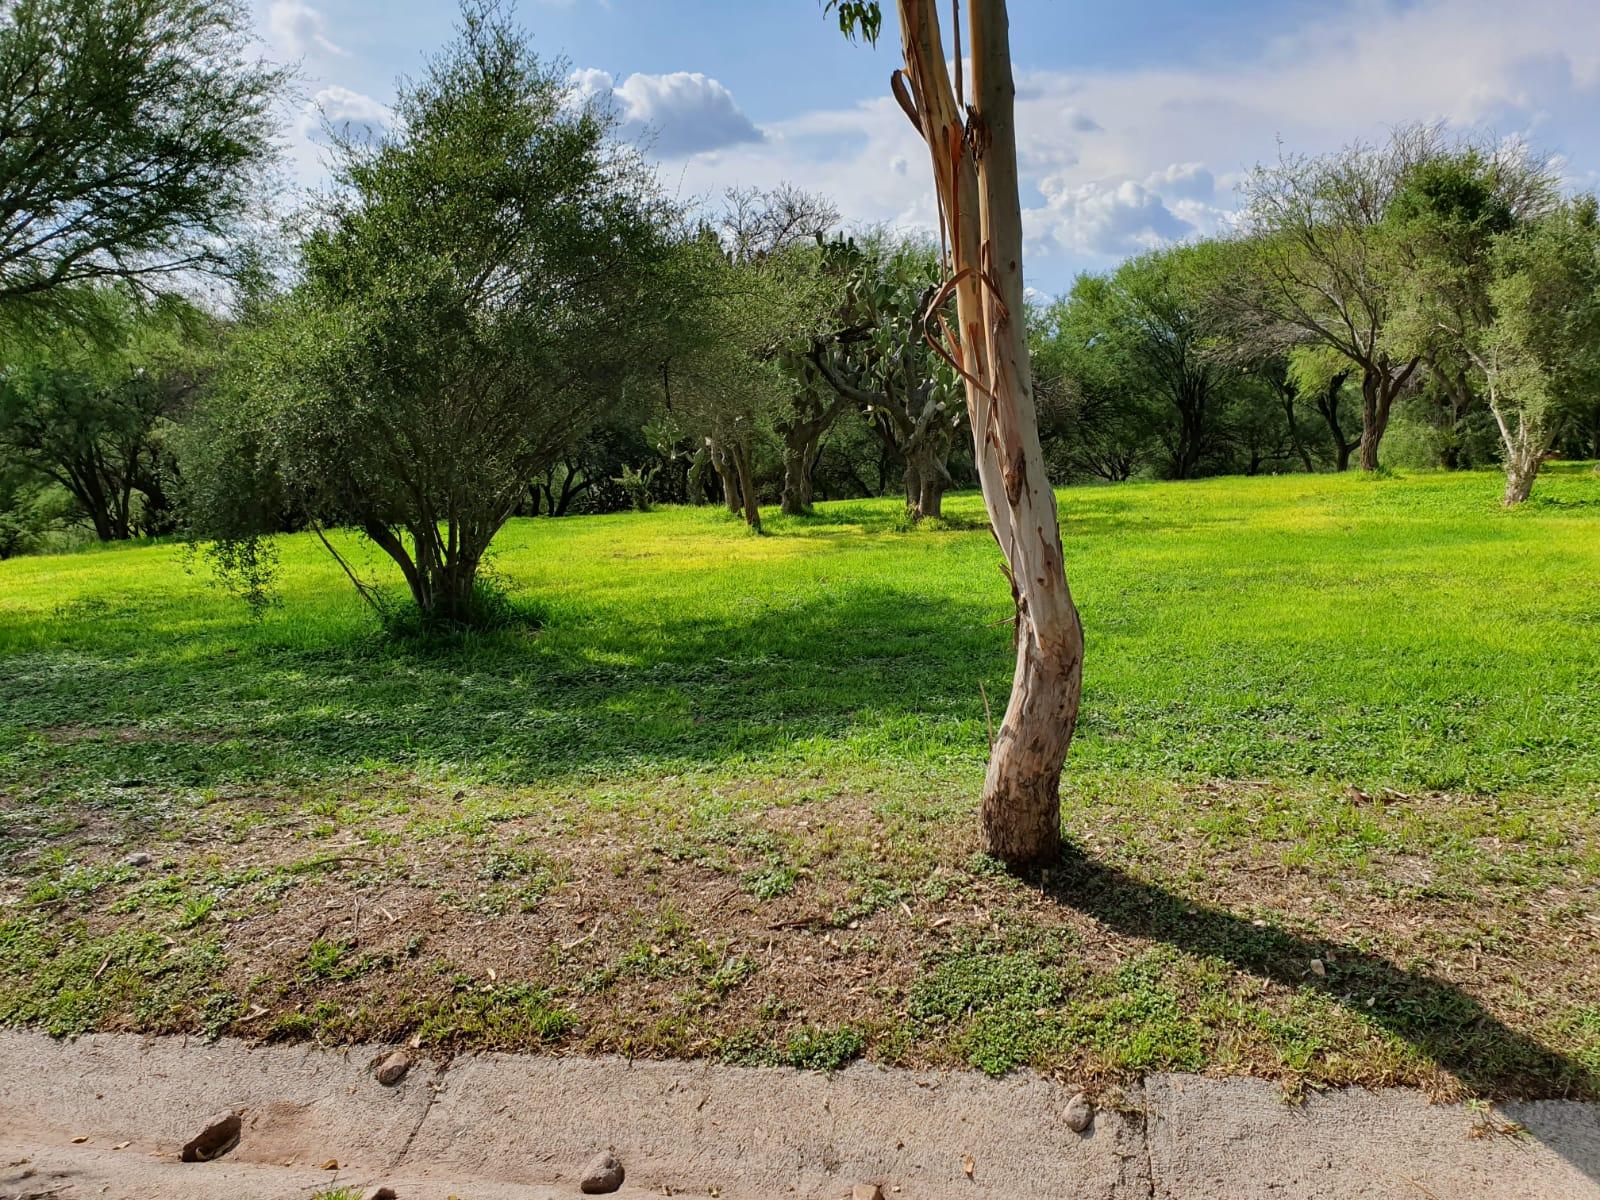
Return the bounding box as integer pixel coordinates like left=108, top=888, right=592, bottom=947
left=894, top=0, right=1082, bottom=866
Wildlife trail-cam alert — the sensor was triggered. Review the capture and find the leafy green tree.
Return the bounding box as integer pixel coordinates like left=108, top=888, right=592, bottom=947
left=1032, top=281, right=1163, bottom=482
left=0, top=289, right=210, bottom=540
left=806, top=233, right=964, bottom=518
left=1236, top=126, right=1450, bottom=471
left=664, top=230, right=834, bottom=531
left=1476, top=202, right=1600, bottom=502
left=717, top=184, right=848, bottom=518
left=1383, top=146, right=1592, bottom=502
left=0, top=0, right=286, bottom=333
left=187, top=2, right=677, bottom=624
left=1044, top=245, right=1241, bottom=480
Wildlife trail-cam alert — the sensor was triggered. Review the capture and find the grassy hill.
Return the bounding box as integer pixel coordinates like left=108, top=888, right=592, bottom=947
left=2, top=465, right=1598, bottom=1096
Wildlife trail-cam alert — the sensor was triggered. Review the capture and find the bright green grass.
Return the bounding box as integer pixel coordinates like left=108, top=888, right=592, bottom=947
left=2, top=465, right=1597, bottom=799
left=3, top=465, right=1599, bottom=1097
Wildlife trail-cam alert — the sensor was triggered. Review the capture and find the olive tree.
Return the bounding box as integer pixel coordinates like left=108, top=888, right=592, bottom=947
left=833, top=0, right=1083, bottom=866
left=665, top=230, right=835, bottom=531
left=189, top=3, right=676, bottom=624
left=0, top=0, right=285, bottom=333
left=807, top=234, right=964, bottom=519
left=1472, top=201, right=1600, bottom=503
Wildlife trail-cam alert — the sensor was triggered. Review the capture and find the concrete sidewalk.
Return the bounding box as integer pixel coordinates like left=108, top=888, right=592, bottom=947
left=1, top=1031, right=1596, bottom=1199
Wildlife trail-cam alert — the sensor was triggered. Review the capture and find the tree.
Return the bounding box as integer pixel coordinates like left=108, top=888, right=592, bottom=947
left=715, top=185, right=849, bottom=518
left=0, top=289, right=209, bottom=540
left=807, top=234, right=964, bottom=519
left=1285, top=346, right=1358, bottom=471
left=1237, top=127, right=1452, bottom=471
left=664, top=229, right=834, bottom=532
left=188, top=2, right=676, bottom=624
left=834, top=0, right=1083, bottom=866
left=0, top=0, right=286, bottom=333
left=1474, top=201, right=1600, bottom=503
left=1382, top=146, right=1589, bottom=503
left=1046, top=246, right=1237, bottom=480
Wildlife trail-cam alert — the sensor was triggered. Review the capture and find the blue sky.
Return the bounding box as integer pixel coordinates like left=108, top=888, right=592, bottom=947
left=257, top=0, right=1600, bottom=294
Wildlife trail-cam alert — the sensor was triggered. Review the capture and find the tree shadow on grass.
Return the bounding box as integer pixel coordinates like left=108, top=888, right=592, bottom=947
left=1042, top=839, right=1600, bottom=1179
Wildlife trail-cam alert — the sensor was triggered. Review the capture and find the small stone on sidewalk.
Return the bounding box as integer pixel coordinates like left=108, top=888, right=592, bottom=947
left=579, top=1149, right=625, bottom=1194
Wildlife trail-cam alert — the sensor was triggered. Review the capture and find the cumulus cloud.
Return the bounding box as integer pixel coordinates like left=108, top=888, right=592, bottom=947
left=266, top=0, right=345, bottom=57
left=1035, top=177, right=1193, bottom=257
left=308, top=85, right=392, bottom=144
left=572, top=69, right=763, bottom=157
left=662, top=0, right=1600, bottom=290
left=283, top=85, right=391, bottom=184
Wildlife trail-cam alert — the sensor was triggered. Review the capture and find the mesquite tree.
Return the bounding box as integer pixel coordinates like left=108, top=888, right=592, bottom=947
left=833, top=0, right=1083, bottom=865
left=1236, top=128, right=1452, bottom=471
left=0, top=0, right=286, bottom=333
left=188, top=3, right=676, bottom=624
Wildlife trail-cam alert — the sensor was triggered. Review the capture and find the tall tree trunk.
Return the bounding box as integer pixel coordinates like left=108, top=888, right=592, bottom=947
left=780, top=435, right=817, bottom=516
left=897, top=0, right=1083, bottom=866
left=706, top=439, right=739, bottom=514
left=731, top=440, right=761, bottom=531
left=1357, top=358, right=1417, bottom=472
left=1358, top=369, right=1387, bottom=472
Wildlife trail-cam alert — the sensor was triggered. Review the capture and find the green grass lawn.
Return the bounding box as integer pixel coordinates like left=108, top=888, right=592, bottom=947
left=2, top=465, right=1598, bottom=1098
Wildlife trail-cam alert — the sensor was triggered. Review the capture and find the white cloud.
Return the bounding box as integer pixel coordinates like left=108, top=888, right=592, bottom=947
left=266, top=0, right=346, bottom=58
left=654, top=0, right=1600, bottom=291
left=572, top=69, right=763, bottom=157
left=307, top=85, right=392, bottom=143
left=281, top=86, right=391, bottom=186
left=1035, top=178, right=1193, bottom=257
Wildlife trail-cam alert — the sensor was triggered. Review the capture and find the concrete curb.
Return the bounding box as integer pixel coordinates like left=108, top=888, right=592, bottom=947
left=1, top=1031, right=1596, bottom=1199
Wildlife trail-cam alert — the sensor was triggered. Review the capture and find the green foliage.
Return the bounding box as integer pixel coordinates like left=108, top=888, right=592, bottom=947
left=824, top=1, right=882, bottom=43
left=783, top=1023, right=865, bottom=1071
left=186, top=2, right=679, bottom=628
left=0, top=0, right=286, bottom=333
left=0, top=289, right=215, bottom=541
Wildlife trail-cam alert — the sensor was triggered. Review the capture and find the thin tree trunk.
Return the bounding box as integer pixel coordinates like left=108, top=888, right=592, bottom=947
left=731, top=440, right=761, bottom=531
left=897, top=0, right=1083, bottom=866
left=1281, top=386, right=1314, bottom=473
left=1358, top=369, right=1386, bottom=472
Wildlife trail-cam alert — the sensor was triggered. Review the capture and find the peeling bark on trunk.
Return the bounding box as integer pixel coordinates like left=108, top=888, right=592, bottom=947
left=896, top=0, right=1083, bottom=866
